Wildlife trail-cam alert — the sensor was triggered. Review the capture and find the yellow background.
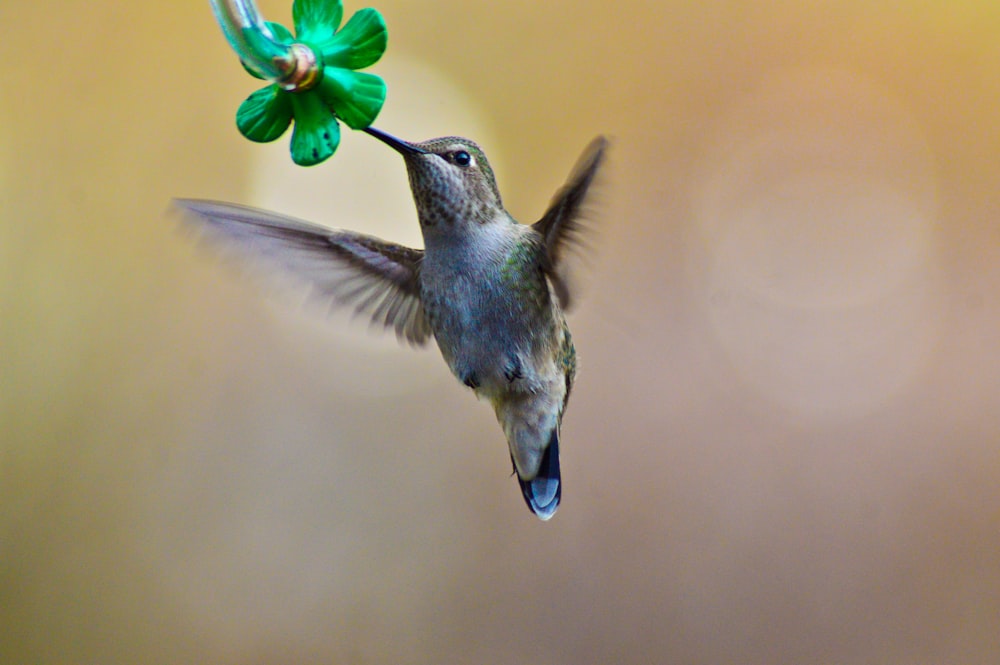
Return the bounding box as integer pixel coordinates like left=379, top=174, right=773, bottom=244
left=3, top=1, right=999, bottom=662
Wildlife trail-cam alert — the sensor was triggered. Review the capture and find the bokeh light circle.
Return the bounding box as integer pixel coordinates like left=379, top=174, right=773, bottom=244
left=692, top=67, right=943, bottom=417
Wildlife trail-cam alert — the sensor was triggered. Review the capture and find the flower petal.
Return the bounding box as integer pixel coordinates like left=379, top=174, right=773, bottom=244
left=240, top=59, right=267, bottom=80
left=236, top=86, right=293, bottom=142
left=293, top=0, right=343, bottom=44
left=266, top=21, right=295, bottom=44
left=317, top=68, right=385, bottom=129
left=289, top=92, right=342, bottom=165
left=319, top=8, right=387, bottom=70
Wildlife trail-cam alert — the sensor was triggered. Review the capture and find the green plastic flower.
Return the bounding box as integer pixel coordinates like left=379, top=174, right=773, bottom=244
left=236, top=0, right=388, bottom=166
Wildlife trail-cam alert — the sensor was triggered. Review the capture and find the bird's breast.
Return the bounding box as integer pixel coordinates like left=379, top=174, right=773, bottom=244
left=421, top=243, right=558, bottom=395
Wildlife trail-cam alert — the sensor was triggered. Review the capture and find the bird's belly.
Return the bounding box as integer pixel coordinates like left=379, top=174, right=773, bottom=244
left=425, top=287, right=550, bottom=395
left=435, top=308, right=519, bottom=381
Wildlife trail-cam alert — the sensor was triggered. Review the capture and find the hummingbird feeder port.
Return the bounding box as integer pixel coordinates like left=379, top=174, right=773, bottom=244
left=212, top=0, right=388, bottom=165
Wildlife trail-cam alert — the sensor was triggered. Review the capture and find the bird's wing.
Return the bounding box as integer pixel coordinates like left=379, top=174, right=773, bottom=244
left=175, top=199, right=432, bottom=346
left=531, top=136, right=608, bottom=311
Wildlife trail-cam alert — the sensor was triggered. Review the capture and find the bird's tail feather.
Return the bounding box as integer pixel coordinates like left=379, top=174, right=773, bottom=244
left=515, top=428, right=561, bottom=520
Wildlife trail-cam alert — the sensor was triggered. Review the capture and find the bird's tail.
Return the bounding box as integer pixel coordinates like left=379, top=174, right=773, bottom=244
left=514, top=427, right=561, bottom=520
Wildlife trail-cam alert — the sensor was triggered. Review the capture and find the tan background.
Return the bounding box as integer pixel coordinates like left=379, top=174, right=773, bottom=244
left=3, top=1, right=999, bottom=663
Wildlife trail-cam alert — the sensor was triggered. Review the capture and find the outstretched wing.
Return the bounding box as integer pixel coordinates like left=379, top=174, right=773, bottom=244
left=174, top=199, right=432, bottom=345
left=532, top=136, right=608, bottom=311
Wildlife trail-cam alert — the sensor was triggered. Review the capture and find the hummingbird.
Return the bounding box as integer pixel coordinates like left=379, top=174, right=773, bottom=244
left=175, top=128, right=607, bottom=520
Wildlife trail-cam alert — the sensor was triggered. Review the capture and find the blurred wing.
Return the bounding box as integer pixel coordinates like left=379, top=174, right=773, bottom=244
left=531, top=136, right=608, bottom=310
left=174, top=199, right=432, bottom=345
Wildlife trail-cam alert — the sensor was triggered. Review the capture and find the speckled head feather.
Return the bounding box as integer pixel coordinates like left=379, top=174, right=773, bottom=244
left=362, top=129, right=506, bottom=231
left=399, top=136, right=506, bottom=230
left=411, top=137, right=500, bottom=201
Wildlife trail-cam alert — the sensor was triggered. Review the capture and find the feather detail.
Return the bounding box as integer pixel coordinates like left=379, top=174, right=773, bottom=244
left=174, top=199, right=432, bottom=345
left=532, top=136, right=608, bottom=311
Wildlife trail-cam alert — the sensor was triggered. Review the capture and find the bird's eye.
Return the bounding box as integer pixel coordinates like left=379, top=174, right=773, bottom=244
left=452, top=150, right=472, bottom=166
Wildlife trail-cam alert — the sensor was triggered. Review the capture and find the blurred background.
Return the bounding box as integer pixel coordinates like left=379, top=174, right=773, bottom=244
left=3, top=1, right=999, bottom=663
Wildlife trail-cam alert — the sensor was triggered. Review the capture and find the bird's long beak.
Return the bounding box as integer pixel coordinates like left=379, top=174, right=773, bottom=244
left=363, top=127, right=428, bottom=156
